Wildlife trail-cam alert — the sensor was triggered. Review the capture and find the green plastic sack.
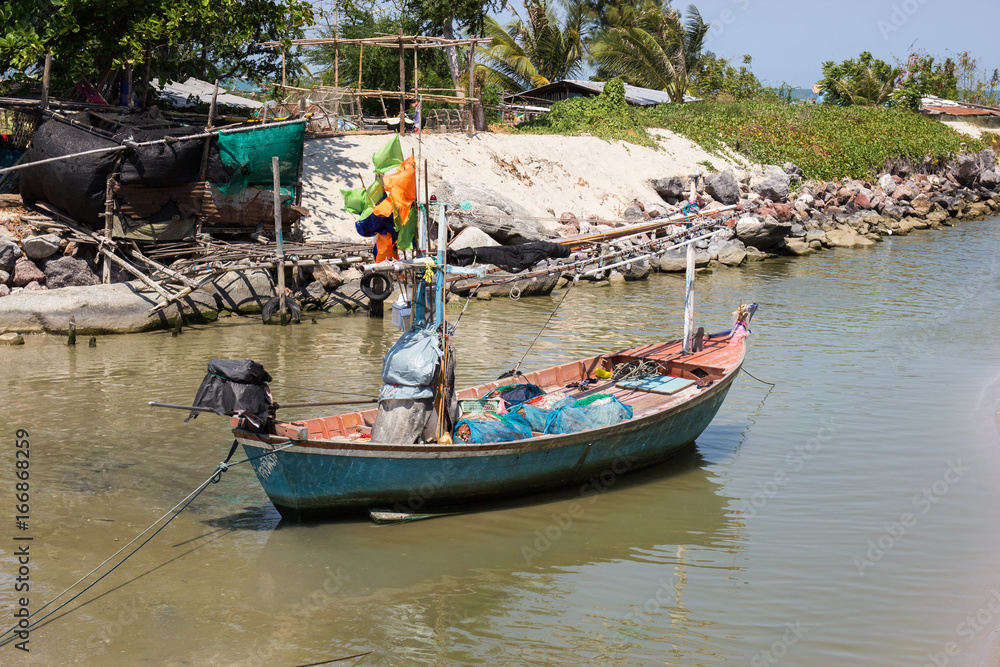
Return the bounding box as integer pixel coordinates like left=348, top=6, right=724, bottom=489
left=341, top=179, right=385, bottom=217
left=372, top=134, right=403, bottom=174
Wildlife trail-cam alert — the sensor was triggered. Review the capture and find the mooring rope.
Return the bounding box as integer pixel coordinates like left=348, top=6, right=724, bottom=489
left=0, top=441, right=296, bottom=647
left=501, top=279, right=576, bottom=379
left=741, top=368, right=776, bottom=387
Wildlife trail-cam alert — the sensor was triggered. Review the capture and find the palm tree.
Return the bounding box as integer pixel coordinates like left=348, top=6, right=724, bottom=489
left=819, top=52, right=901, bottom=107
left=479, top=0, right=588, bottom=93
left=589, top=1, right=708, bottom=102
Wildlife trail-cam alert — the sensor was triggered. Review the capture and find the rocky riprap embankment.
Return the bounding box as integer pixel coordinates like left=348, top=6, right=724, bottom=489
left=627, top=149, right=1000, bottom=270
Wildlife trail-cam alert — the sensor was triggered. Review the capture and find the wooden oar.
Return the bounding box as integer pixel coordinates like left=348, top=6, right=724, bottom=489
left=148, top=399, right=377, bottom=412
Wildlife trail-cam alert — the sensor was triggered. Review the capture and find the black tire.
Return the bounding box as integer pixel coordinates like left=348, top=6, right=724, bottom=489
left=360, top=271, right=393, bottom=301
left=262, top=295, right=302, bottom=324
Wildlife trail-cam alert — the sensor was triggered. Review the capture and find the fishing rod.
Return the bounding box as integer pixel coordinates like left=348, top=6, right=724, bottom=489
left=148, top=399, right=377, bottom=413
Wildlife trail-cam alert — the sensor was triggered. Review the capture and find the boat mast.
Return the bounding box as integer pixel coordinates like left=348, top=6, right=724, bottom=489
left=435, top=200, right=447, bottom=328
left=682, top=238, right=695, bottom=354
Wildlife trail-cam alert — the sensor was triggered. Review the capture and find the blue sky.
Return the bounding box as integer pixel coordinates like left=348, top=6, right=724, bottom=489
left=488, top=0, right=998, bottom=89
left=670, top=0, right=999, bottom=87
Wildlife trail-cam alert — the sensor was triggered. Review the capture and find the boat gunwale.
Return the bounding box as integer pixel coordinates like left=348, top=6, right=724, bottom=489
left=234, top=341, right=746, bottom=459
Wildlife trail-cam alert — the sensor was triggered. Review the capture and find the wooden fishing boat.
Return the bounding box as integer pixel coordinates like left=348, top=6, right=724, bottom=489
left=232, top=316, right=752, bottom=520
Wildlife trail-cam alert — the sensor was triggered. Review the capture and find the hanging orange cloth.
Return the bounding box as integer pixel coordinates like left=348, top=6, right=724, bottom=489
left=375, top=232, right=399, bottom=262
left=381, top=155, right=418, bottom=250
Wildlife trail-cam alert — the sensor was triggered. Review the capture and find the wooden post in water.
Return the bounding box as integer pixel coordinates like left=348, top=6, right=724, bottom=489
left=682, top=238, right=695, bottom=354
left=195, top=80, right=219, bottom=237
left=67, top=317, right=76, bottom=346
left=102, top=175, right=114, bottom=283
left=272, top=156, right=287, bottom=324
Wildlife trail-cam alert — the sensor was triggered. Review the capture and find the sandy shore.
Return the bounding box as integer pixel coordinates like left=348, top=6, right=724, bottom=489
left=298, top=129, right=738, bottom=240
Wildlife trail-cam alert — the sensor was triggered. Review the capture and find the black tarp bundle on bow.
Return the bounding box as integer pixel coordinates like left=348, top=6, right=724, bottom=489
left=186, top=359, right=273, bottom=424
left=447, top=241, right=571, bottom=273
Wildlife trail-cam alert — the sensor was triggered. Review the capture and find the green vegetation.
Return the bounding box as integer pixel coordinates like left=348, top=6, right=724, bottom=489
left=479, top=0, right=588, bottom=93
left=589, top=1, right=708, bottom=102
left=819, top=51, right=900, bottom=107
left=643, top=101, right=986, bottom=180
left=515, top=78, right=652, bottom=145
left=0, top=0, right=314, bottom=99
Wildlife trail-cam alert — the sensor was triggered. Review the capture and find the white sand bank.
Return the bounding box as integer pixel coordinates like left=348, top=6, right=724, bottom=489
left=298, top=129, right=738, bottom=240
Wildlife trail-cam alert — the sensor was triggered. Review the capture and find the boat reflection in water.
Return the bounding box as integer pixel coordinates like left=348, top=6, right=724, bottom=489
left=213, top=445, right=745, bottom=664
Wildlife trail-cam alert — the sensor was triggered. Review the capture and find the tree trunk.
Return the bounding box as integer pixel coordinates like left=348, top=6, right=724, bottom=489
left=442, top=16, right=465, bottom=98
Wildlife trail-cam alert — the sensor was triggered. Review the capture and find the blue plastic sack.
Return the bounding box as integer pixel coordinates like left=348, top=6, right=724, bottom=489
left=544, top=395, right=633, bottom=434
left=454, top=413, right=533, bottom=443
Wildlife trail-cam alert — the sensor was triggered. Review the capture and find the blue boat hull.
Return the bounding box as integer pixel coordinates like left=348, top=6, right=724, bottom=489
left=236, top=371, right=737, bottom=519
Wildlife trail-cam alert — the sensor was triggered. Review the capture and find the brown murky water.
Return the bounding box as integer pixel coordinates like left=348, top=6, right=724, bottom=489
left=3, top=219, right=1000, bottom=666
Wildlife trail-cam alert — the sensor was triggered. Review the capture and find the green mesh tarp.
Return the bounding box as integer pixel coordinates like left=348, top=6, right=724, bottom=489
left=212, top=122, right=305, bottom=195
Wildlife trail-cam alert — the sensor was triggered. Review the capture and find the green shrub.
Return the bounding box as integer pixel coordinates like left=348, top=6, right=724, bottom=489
left=642, top=101, right=985, bottom=180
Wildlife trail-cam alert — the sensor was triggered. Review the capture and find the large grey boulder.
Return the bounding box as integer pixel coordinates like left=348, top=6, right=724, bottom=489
left=0, top=280, right=219, bottom=334
left=949, top=154, right=981, bottom=187
left=448, top=226, right=501, bottom=250
left=705, top=170, right=740, bottom=205
left=753, top=169, right=790, bottom=202
left=21, top=234, right=61, bottom=261
left=825, top=227, right=875, bottom=248
left=735, top=215, right=791, bottom=250
left=0, top=238, right=21, bottom=273
left=656, top=247, right=710, bottom=272
left=621, top=257, right=652, bottom=281
left=43, top=256, right=100, bottom=289
left=204, top=269, right=275, bottom=314
left=715, top=239, right=747, bottom=266
left=877, top=173, right=897, bottom=195
left=651, top=176, right=686, bottom=200
left=436, top=180, right=555, bottom=244
left=311, top=264, right=344, bottom=290
left=981, top=170, right=998, bottom=189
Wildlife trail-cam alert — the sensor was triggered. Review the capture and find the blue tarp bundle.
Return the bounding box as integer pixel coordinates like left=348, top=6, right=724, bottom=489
left=454, top=412, right=533, bottom=443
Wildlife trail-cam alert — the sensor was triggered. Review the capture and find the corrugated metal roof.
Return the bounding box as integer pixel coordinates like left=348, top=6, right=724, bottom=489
left=920, top=94, right=1000, bottom=116
left=923, top=106, right=1000, bottom=116
left=505, top=79, right=698, bottom=106
left=155, top=78, right=264, bottom=109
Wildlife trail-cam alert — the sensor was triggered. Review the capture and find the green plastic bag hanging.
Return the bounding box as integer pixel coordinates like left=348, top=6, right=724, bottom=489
left=372, top=134, right=404, bottom=174
left=361, top=179, right=385, bottom=218
left=341, top=187, right=366, bottom=215
left=395, top=205, right=418, bottom=251
left=341, top=179, right=385, bottom=217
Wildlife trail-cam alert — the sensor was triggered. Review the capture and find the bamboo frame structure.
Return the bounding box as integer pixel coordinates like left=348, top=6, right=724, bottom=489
left=259, top=34, right=482, bottom=134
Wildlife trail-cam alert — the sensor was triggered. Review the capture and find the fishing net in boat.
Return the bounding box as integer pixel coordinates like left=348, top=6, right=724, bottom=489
left=542, top=395, right=633, bottom=434
left=186, top=359, right=273, bottom=424
left=453, top=412, right=533, bottom=444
